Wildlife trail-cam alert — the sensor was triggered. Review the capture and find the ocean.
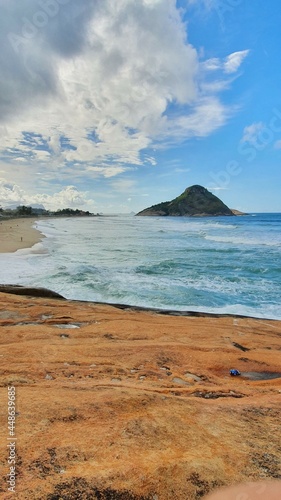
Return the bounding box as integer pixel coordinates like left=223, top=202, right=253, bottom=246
left=1, top=213, right=281, bottom=319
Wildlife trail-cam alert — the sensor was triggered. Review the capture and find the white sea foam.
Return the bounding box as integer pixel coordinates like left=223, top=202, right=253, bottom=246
left=1, top=214, right=280, bottom=319
left=171, top=303, right=281, bottom=320
left=15, top=242, right=49, bottom=256
left=205, top=235, right=281, bottom=246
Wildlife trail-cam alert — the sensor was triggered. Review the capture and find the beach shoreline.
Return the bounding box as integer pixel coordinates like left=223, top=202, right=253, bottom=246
left=1, top=214, right=280, bottom=320
left=0, top=217, right=44, bottom=253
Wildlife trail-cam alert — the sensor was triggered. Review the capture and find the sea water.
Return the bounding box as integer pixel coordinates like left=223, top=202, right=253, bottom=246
left=0, top=214, right=280, bottom=319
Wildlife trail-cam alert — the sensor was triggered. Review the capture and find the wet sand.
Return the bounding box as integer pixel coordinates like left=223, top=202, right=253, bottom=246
left=0, top=218, right=44, bottom=253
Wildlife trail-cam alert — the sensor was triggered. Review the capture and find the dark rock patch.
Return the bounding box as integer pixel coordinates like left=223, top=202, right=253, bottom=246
left=47, top=478, right=153, bottom=500
left=232, top=342, right=250, bottom=352
left=0, top=284, right=65, bottom=300
left=251, top=453, right=281, bottom=478
left=192, top=391, right=245, bottom=399
left=188, top=472, right=223, bottom=498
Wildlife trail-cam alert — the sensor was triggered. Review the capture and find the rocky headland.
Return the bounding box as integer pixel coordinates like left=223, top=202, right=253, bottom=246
left=136, top=185, right=234, bottom=217
left=0, top=289, right=280, bottom=499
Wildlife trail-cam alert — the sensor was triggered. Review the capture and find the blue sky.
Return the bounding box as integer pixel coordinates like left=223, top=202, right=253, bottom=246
left=0, top=0, right=280, bottom=212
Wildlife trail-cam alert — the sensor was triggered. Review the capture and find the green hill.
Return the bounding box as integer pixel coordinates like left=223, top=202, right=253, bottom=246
left=136, top=185, right=234, bottom=217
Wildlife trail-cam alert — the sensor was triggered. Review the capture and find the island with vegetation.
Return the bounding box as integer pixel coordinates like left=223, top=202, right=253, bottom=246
left=136, top=185, right=235, bottom=217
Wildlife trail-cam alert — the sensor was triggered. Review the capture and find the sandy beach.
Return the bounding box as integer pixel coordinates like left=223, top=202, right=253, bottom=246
left=0, top=289, right=280, bottom=499
left=0, top=218, right=44, bottom=253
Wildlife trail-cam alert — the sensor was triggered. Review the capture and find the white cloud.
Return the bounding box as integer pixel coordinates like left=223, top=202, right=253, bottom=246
left=0, top=0, right=251, bottom=209
left=201, top=58, right=221, bottom=72
left=201, top=50, right=250, bottom=75
left=32, top=186, right=90, bottom=210
left=241, top=122, right=265, bottom=144
left=0, top=180, right=26, bottom=207
left=110, top=179, right=137, bottom=192
left=165, top=96, right=230, bottom=140
left=207, top=186, right=228, bottom=191
left=224, top=50, right=250, bottom=74
left=0, top=181, right=94, bottom=211
left=86, top=166, right=132, bottom=178
left=0, top=0, right=200, bottom=176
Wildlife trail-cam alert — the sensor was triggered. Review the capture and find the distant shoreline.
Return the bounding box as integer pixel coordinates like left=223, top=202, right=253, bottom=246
left=0, top=211, right=279, bottom=255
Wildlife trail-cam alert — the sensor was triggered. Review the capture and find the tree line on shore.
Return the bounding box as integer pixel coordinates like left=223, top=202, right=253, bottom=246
left=0, top=205, right=99, bottom=217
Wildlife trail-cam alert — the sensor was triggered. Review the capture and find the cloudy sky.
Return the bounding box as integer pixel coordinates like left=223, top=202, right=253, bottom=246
left=0, top=0, right=280, bottom=213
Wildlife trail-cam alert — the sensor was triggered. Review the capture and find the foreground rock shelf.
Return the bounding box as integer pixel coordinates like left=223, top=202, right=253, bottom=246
left=0, top=292, right=280, bottom=499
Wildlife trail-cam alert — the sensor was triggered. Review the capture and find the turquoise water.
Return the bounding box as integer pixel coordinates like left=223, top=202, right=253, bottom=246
left=1, top=213, right=280, bottom=319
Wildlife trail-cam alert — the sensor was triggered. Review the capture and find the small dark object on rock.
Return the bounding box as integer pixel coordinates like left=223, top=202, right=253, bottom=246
left=230, top=369, right=241, bottom=376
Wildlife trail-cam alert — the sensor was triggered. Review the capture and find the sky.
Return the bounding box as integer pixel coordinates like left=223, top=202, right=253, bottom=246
left=0, top=0, right=280, bottom=213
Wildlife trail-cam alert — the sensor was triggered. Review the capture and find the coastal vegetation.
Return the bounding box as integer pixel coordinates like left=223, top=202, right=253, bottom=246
left=136, top=185, right=234, bottom=217
left=0, top=205, right=97, bottom=218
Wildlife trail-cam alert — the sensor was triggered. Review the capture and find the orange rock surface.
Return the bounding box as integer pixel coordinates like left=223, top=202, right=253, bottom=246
left=0, top=292, right=280, bottom=499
